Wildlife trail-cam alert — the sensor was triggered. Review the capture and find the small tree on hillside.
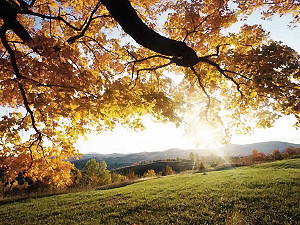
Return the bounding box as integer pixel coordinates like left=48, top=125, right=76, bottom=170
left=70, top=168, right=82, bottom=187
left=269, top=149, right=283, bottom=161
left=282, top=146, right=300, bottom=159
left=197, top=162, right=205, bottom=173
left=98, top=161, right=112, bottom=186
left=251, top=150, right=267, bottom=163
left=111, top=172, right=126, bottom=183
left=210, top=161, right=218, bottom=168
left=165, top=166, right=174, bottom=176
left=83, top=159, right=100, bottom=186
left=82, top=159, right=111, bottom=187
left=127, top=171, right=138, bottom=180
left=190, top=152, right=199, bottom=170
left=189, top=152, right=199, bottom=161
left=143, top=169, right=156, bottom=178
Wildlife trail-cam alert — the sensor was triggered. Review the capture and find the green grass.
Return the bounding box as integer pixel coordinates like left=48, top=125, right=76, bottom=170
left=249, top=158, right=300, bottom=169
left=1, top=159, right=300, bottom=225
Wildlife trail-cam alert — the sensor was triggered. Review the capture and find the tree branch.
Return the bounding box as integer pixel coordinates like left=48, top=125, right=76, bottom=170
left=82, top=36, right=116, bottom=55
left=190, top=66, right=211, bottom=121
left=67, top=2, right=110, bottom=43
left=198, top=57, right=244, bottom=96
left=183, top=10, right=217, bottom=42
left=0, top=25, right=27, bottom=80
left=127, top=54, right=172, bottom=64
left=0, top=24, right=45, bottom=163
left=21, top=10, right=85, bottom=31
left=101, top=0, right=199, bottom=67
left=129, top=62, right=173, bottom=88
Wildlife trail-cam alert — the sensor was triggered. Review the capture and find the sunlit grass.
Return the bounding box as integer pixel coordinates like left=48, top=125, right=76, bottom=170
left=0, top=159, right=299, bottom=224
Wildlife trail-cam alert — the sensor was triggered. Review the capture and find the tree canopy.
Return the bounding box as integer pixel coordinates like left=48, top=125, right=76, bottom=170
left=0, top=0, right=299, bottom=187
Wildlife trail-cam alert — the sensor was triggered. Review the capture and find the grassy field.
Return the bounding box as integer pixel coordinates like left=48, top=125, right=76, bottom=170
left=0, top=159, right=299, bottom=225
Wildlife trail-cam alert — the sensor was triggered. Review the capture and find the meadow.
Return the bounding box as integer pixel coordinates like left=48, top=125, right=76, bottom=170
left=0, top=159, right=299, bottom=224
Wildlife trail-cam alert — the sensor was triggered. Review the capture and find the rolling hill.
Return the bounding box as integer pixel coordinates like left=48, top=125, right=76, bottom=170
left=72, top=141, right=300, bottom=170
left=1, top=159, right=299, bottom=224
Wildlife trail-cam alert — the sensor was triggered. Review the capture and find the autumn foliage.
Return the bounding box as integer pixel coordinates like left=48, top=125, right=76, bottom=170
left=0, top=0, right=299, bottom=190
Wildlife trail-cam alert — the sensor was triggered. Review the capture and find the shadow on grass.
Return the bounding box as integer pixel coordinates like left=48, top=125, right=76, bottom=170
left=95, top=179, right=143, bottom=190
left=0, top=179, right=145, bottom=206
left=0, top=190, right=70, bottom=206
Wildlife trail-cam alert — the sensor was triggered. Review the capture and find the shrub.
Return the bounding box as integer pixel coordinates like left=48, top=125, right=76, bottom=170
left=143, top=169, right=156, bottom=178
left=165, top=166, right=174, bottom=175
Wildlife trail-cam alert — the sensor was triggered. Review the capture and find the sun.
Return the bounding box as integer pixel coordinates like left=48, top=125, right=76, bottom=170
left=194, top=124, right=217, bottom=148
left=183, top=112, right=225, bottom=150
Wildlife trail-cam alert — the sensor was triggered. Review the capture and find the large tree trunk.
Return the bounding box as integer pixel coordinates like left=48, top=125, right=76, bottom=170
left=101, top=0, right=200, bottom=67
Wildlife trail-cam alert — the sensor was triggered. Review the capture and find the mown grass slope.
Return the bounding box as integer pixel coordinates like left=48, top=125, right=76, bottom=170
left=1, top=159, right=299, bottom=225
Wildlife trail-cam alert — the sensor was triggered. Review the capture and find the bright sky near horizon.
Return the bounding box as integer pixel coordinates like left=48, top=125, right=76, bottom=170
left=75, top=11, right=300, bottom=154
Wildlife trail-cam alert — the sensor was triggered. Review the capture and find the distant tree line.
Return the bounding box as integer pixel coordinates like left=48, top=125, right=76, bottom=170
left=231, top=146, right=300, bottom=165
left=186, top=146, right=300, bottom=171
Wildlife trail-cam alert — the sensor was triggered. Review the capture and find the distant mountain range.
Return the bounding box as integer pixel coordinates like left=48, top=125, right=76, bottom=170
left=72, top=141, right=300, bottom=170
left=219, top=141, right=300, bottom=156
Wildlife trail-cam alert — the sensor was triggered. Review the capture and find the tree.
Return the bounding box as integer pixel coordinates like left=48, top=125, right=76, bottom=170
left=111, top=172, right=125, bottom=183
left=189, top=152, right=199, bottom=170
left=251, top=149, right=267, bottom=162
left=189, top=152, right=195, bottom=162
left=0, top=0, right=299, bottom=186
left=282, top=146, right=300, bottom=159
left=165, top=165, right=174, bottom=176
left=269, top=149, right=283, bottom=161
left=210, top=161, right=218, bottom=168
left=98, top=160, right=111, bottom=186
left=82, top=159, right=111, bottom=187
left=70, top=167, right=82, bottom=187
left=197, top=162, right=205, bottom=173
left=143, top=169, right=156, bottom=178
left=82, top=158, right=100, bottom=186
left=127, top=171, right=137, bottom=180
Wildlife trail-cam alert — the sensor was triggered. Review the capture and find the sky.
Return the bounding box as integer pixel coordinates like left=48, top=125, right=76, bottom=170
left=75, top=11, right=300, bottom=154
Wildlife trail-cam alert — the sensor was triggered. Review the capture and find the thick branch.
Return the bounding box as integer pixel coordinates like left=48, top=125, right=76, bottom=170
left=0, top=26, right=28, bottom=79
left=0, top=0, right=32, bottom=43
left=101, top=0, right=199, bottom=67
